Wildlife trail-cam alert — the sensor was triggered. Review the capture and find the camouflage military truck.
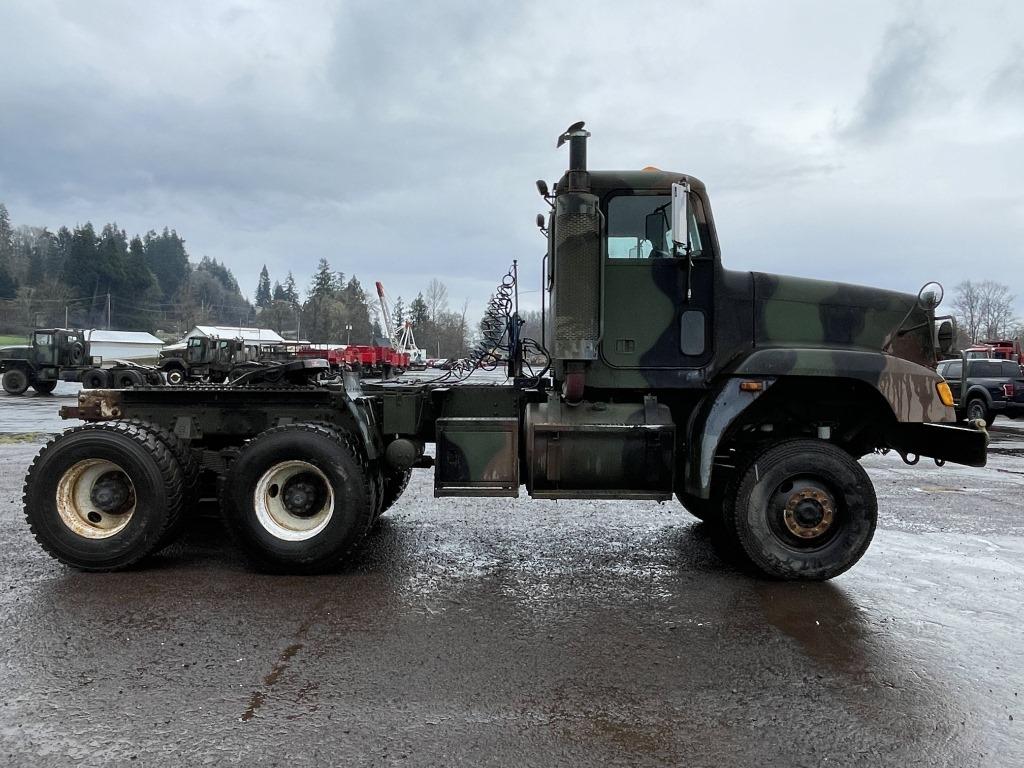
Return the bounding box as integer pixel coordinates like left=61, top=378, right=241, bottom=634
left=158, top=335, right=261, bottom=384
left=22, top=123, right=987, bottom=581
left=1, top=328, right=160, bottom=395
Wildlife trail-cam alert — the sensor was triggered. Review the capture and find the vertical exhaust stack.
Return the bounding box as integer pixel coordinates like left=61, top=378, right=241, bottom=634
left=550, top=122, right=601, bottom=371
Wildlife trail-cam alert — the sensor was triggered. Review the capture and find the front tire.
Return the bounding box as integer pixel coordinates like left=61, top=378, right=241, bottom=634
left=23, top=422, right=184, bottom=570
left=2, top=369, right=29, bottom=395
left=165, top=368, right=185, bottom=386
left=31, top=380, right=58, bottom=395
left=723, top=439, right=877, bottom=581
left=220, top=423, right=373, bottom=572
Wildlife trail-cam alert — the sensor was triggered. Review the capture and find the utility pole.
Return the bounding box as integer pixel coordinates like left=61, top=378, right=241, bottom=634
left=106, top=293, right=111, bottom=330
left=65, top=306, right=68, bottom=328
left=346, top=323, right=352, bottom=345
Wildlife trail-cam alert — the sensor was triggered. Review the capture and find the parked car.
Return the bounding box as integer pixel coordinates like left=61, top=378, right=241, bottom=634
left=937, top=357, right=1024, bottom=426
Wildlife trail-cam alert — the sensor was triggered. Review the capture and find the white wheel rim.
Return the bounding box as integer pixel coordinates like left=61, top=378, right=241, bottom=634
left=56, top=459, right=136, bottom=539
left=253, top=460, right=334, bottom=541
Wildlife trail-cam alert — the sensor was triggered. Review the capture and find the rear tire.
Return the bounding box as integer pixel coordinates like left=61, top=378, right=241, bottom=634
left=722, top=439, right=877, bottom=581
left=377, top=468, right=412, bottom=519
left=2, top=369, right=29, bottom=395
left=220, top=423, right=373, bottom=572
left=23, top=422, right=184, bottom=570
left=124, top=419, right=201, bottom=546
left=81, top=368, right=109, bottom=389
left=31, top=380, right=58, bottom=395
left=114, top=369, right=144, bottom=389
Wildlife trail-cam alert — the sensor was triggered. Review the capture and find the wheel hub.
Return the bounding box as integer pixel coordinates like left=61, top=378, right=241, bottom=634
left=782, top=486, right=835, bottom=539
left=89, top=471, right=132, bottom=514
left=282, top=477, right=322, bottom=518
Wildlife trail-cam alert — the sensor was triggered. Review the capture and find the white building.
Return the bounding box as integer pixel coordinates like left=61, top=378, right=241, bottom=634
left=85, top=330, right=165, bottom=366
left=182, top=326, right=286, bottom=345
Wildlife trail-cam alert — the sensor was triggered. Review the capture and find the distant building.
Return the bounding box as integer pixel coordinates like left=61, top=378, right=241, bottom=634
left=182, top=326, right=286, bottom=345
left=85, top=330, right=165, bottom=365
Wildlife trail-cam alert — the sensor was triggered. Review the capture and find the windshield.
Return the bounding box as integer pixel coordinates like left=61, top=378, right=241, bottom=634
left=606, top=193, right=704, bottom=259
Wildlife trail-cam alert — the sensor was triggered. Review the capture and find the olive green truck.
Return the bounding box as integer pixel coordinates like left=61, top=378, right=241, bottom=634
left=22, top=123, right=987, bottom=580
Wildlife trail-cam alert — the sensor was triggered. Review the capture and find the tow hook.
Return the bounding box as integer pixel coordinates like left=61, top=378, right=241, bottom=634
left=968, top=418, right=991, bottom=446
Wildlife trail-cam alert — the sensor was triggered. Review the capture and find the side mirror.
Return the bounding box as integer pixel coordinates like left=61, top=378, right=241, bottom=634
left=934, top=319, right=955, bottom=356
left=645, top=211, right=666, bottom=250
left=917, top=281, right=943, bottom=311
left=671, top=182, right=691, bottom=253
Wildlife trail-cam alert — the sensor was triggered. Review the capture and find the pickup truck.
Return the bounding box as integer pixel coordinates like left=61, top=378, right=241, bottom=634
left=937, top=357, right=1024, bottom=426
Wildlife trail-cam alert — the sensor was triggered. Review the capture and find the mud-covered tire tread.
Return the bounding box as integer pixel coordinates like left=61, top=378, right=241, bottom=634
left=723, top=439, right=877, bottom=581
left=379, top=467, right=412, bottom=518
left=23, top=421, right=184, bottom=570
left=123, top=419, right=200, bottom=545
left=219, top=422, right=373, bottom=573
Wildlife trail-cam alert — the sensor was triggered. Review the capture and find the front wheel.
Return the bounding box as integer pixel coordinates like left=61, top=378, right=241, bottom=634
left=165, top=368, right=185, bottom=386
left=723, top=440, right=877, bottom=581
left=31, top=380, right=58, bottom=395
left=2, top=369, right=29, bottom=395
left=220, top=423, right=373, bottom=572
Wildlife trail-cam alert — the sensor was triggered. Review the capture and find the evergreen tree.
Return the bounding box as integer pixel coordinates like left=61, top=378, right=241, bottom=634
left=144, top=228, right=190, bottom=300
left=255, top=265, right=272, bottom=308
left=0, top=264, right=16, bottom=299
left=409, top=293, right=429, bottom=327
left=0, top=203, right=13, bottom=270
left=283, top=272, right=298, bottom=303
left=272, top=281, right=285, bottom=301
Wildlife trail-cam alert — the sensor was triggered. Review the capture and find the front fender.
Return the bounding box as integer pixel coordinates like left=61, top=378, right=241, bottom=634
left=732, top=348, right=953, bottom=423
left=684, top=376, right=775, bottom=499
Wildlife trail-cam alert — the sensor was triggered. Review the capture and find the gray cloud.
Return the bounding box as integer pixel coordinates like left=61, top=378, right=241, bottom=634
left=0, top=1, right=1022, bottom=320
left=841, top=21, right=937, bottom=142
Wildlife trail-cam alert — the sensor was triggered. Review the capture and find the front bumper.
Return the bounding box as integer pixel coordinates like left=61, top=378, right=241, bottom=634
left=887, top=422, right=988, bottom=467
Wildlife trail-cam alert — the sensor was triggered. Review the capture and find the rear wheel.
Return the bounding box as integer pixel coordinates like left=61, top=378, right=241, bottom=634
left=124, top=419, right=201, bottom=546
left=966, top=398, right=995, bottom=427
left=80, top=368, right=109, bottom=389
left=377, top=468, right=412, bottom=520
left=2, top=369, right=29, bottom=395
left=722, top=439, right=877, bottom=581
left=113, top=369, right=144, bottom=389
left=23, top=422, right=184, bottom=570
left=31, top=380, right=58, bottom=395
left=220, top=423, right=373, bottom=572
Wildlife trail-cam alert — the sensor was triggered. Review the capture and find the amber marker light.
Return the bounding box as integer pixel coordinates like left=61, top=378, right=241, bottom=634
left=739, top=381, right=765, bottom=392
left=936, top=381, right=954, bottom=407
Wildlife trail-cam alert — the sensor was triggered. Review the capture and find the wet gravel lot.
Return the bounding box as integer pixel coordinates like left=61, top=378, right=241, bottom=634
left=0, top=385, right=1021, bottom=766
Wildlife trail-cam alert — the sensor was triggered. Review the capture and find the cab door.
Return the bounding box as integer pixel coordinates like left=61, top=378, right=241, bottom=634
left=600, top=191, right=714, bottom=370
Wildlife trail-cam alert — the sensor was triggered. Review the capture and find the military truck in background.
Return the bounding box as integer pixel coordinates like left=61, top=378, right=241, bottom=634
left=0, top=328, right=161, bottom=395
left=158, top=335, right=261, bottom=384
left=22, top=122, right=987, bottom=581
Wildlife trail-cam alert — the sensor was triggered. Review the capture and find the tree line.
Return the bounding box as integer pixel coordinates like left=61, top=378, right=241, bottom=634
left=0, top=201, right=250, bottom=334
left=255, top=261, right=470, bottom=358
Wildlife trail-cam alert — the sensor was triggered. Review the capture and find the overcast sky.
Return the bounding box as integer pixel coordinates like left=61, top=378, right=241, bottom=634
left=1, top=0, right=1022, bottom=319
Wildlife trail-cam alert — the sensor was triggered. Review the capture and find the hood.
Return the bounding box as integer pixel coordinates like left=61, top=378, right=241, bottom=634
left=752, top=273, right=934, bottom=367
left=0, top=345, right=32, bottom=360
